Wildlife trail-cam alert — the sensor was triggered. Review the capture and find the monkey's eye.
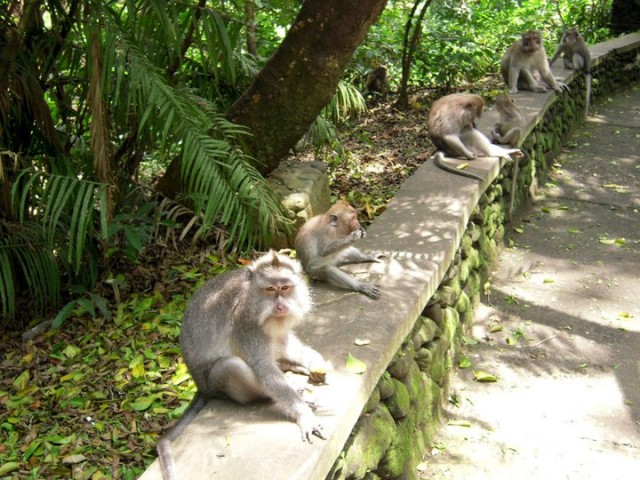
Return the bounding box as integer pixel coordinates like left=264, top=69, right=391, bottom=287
left=281, top=285, right=291, bottom=292
left=265, top=286, right=277, bottom=293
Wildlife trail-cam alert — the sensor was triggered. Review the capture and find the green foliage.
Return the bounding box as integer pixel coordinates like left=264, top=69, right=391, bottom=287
left=303, top=81, right=367, bottom=151
left=0, top=0, right=290, bottom=323
left=351, top=0, right=612, bottom=89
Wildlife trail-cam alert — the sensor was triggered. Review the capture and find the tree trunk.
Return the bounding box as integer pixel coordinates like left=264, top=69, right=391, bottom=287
left=395, top=0, right=432, bottom=110
left=227, top=0, right=388, bottom=175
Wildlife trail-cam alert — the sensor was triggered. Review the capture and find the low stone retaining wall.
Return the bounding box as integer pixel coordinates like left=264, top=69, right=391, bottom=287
left=139, top=33, right=640, bottom=480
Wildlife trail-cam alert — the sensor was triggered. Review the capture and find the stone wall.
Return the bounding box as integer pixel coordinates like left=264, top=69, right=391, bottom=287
left=325, top=38, right=640, bottom=480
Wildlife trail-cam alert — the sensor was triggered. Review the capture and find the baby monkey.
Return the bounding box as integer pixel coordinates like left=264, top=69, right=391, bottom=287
left=428, top=93, right=521, bottom=181
left=491, top=94, right=526, bottom=147
left=550, top=26, right=592, bottom=115
left=295, top=200, right=381, bottom=299
left=157, top=251, right=327, bottom=480
left=501, top=30, right=569, bottom=94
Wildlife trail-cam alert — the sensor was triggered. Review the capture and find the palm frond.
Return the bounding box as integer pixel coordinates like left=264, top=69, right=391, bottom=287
left=0, top=221, right=60, bottom=322
left=110, top=25, right=288, bottom=249
left=304, top=80, right=366, bottom=149
left=11, top=169, right=108, bottom=274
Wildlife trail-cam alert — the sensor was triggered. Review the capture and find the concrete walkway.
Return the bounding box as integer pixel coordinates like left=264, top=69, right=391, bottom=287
left=421, top=85, right=640, bottom=479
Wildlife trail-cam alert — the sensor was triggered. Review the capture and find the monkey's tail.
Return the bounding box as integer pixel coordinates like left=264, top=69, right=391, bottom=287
left=584, top=73, right=592, bottom=117
left=432, top=151, right=483, bottom=181
left=158, top=392, right=208, bottom=480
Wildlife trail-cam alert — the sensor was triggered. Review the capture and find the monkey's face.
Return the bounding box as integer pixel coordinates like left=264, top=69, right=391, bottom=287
left=521, top=31, right=542, bottom=53
left=264, top=281, right=297, bottom=318
left=328, top=201, right=362, bottom=236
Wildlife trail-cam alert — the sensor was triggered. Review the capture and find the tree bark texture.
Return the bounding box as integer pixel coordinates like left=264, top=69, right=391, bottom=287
left=227, top=0, right=388, bottom=175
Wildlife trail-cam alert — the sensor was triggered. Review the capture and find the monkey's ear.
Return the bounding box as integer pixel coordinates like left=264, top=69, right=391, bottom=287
left=329, top=214, right=338, bottom=227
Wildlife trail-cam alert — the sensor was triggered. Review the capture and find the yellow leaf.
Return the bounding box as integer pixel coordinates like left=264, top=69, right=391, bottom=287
left=473, top=370, right=498, bottom=382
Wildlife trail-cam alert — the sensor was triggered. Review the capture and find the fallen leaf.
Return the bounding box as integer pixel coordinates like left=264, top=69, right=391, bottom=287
left=473, top=370, right=498, bottom=382
left=448, top=419, right=472, bottom=427
left=458, top=356, right=472, bottom=369
left=62, top=454, right=87, bottom=464
left=345, top=353, right=367, bottom=374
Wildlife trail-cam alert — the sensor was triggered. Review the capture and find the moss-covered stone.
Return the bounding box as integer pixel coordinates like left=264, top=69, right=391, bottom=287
left=377, top=414, right=415, bottom=478
left=385, top=379, right=411, bottom=419
left=389, top=351, right=412, bottom=380
left=363, top=385, right=381, bottom=414
left=377, top=372, right=396, bottom=400
left=455, top=290, right=471, bottom=314
left=414, top=346, right=433, bottom=372
left=440, top=307, right=459, bottom=344
left=341, top=404, right=396, bottom=479
left=425, top=337, right=450, bottom=385
left=412, top=320, right=436, bottom=349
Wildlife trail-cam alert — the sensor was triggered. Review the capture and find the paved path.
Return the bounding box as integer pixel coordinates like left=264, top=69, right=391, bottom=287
left=421, top=85, right=640, bottom=479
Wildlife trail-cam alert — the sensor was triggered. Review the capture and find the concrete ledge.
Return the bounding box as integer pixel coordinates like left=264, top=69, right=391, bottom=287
left=140, top=32, right=640, bottom=480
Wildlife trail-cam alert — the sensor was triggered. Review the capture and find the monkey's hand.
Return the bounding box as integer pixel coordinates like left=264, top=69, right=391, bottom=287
left=298, top=412, right=325, bottom=443
left=359, top=282, right=381, bottom=300
left=509, top=87, right=519, bottom=94
left=534, top=85, right=547, bottom=93
left=554, top=82, right=570, bottom=92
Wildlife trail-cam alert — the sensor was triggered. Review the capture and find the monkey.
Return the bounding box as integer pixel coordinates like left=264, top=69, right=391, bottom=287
left=500, top=30, right=569, bottom=94
left=295, top=200, right=381, bottom=300
left=427, top=93, right=521, bottom=181
left=491, top=94, right=526, bottom=147
left=549, top=26, right=592, bottom=116
left=157, top=251, right=327, bottom=480
left=365, top=66, right=389, bottom=96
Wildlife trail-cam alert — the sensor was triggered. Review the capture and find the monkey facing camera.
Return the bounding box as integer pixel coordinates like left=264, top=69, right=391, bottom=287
left=295, top=200, right=382, bottom=299
left=157, top=251, right=328, bottom=480
left=549, top=26, right=592, bottom=115
left=501, top=30, right=569, bottom=94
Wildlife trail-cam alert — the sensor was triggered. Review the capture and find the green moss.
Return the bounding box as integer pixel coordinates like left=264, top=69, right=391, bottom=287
left=440, top=307, right=459, bottom=344
left=385, top=379, right=411, bottom=419
left=342, top=404, right=397, bottom=479
left=377, top=415, right=414, bottom=478
left=455, top=290, right=471, bottom=314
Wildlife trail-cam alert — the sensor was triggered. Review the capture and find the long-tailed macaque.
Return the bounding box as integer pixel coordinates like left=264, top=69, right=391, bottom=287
left=491, top=94, right=526, bottom=147
left=365, top=66, right=389, bottom=96
left=295, top=200, right=381, bottom=299
left=550, top=26, right=592, bottom=115
left=157, top=251, right=327, bottom=480
left=501, top=30, right=569, bottom=94
left=427, top=93, right=521, bottom=180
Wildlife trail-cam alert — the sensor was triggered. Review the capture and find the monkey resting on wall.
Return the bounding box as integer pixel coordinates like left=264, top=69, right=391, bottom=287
left=157, top=251, right=328, bottom=480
